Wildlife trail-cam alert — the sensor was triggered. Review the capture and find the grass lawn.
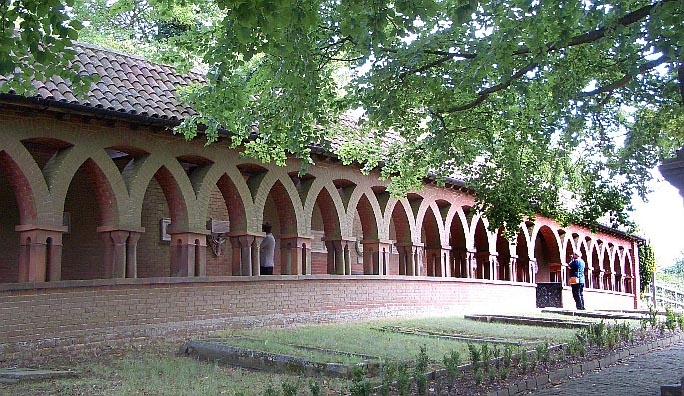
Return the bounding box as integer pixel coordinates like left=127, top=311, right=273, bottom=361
left=5, top=313, right=624, bottom=396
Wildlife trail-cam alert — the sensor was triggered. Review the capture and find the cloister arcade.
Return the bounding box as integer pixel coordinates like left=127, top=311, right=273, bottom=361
left=0, top=119, right=638, bottom=295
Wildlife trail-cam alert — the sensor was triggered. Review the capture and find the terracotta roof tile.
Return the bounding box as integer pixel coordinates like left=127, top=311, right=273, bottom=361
left=0, top=42, right=203, bottom=121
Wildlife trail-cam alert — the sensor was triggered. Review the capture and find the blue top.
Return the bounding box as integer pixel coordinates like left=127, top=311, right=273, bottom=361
left=569, top=258, right=585, bottom=284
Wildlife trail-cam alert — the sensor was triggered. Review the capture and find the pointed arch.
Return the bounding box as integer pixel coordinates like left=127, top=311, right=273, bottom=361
left=472, top=217, right=490, bottom=279
left=531, top=225, right=562, bottom=283
left=446, top=206, right=468, bottom=278
left=61, top=158, right=121, bottom=280
left=495, top=228, right=512, bottom=281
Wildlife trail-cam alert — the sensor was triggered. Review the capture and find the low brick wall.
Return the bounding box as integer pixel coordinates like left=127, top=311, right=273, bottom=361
left=0, top=277, right=634, bottom=355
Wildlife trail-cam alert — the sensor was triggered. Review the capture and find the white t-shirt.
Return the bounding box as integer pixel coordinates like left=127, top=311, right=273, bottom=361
left=260, top=233, right=275, bottom=268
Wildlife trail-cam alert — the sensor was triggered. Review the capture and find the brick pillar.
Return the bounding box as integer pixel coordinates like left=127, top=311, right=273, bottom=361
left=280, top=236, right=313, bottom=275
left=361, top=240, right=391, bottom=275
left=425, top=247, right=450, bottom=277
left=325, top=239, right=353, bottom=275
left=97, top=226, right=144, bottom=279
left=170, top=232, right=207, bottom=277
left=397, top=243, right=423, bottom=276
left=16, top=225, right=66, bottom=282
left=229, top=233, right=255, bottom=276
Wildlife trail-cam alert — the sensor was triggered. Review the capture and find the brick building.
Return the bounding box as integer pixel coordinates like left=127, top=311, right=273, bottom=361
left=0, top=43, right=641, bottom=354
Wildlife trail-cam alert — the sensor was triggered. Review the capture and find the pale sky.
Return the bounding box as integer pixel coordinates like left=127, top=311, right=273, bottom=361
left=630, top=168, right=684, bottom=269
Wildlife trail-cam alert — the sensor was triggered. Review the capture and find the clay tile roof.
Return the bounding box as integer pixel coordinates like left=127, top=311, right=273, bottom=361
left=0, top=42, right=204, bottom=121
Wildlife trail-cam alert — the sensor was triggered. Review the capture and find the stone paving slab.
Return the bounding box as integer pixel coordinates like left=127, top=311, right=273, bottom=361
left=541, top=308, right=648, bottom=320
left=0, top=368, right=78, bottom=382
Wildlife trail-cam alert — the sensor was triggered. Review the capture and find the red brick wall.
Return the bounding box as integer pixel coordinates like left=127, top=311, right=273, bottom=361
left=0, top=172, right=19, bottom=283
left=0, top=277, right=635, bottom=355
left=138, top=178, right=171, bottom=277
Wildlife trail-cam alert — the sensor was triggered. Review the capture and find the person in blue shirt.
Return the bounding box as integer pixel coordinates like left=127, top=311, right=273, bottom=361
left=569, top=253, right=586, bottom=310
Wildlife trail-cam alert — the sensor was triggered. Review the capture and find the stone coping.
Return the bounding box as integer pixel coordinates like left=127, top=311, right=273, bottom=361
left=0, top=275, right=543, bottom=292
left=481, top=332, right=684, bottom=396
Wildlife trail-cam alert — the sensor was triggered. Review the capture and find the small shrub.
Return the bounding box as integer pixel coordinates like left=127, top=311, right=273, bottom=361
left=500, top=365, right=509, bottom=380
left=503, top=345, right=513, bottom=369
left=443, top=350, right=461, bottom=384
left=468, top=344, right=481, bottom=370
left=309, top=381, right=321, bottom=396
left=480, top=344, right=491, bottom=373
left=535, top=342, right=550, bottom=364
left=414, top=345, right=430, bottom=396
left=396, top=363, right=412, bottom=396
left=678, top=314, right=684, bottom=331
left=281, top=382, right=298, bottom=396
left=349, top=367, right=372, bottom=396
left=648, top=305, right=658, bottom=328
left=492, top=345, right=501, bottom=370
left=518, top=347, right=529, bottom=373
left=665, top=306, right=677, bottom=332
left=264, top=384, right=280, bottom=396
left=379, top=362, right=397, bottom=396
left=473, top=367, right=484, bottom=386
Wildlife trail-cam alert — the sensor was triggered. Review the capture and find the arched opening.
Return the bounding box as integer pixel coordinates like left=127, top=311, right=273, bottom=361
left=449, top=210, right=467, bottom=278
left=421, top=207, right=442, bottom=276
left=351, top=193, right=379, bottom=274
left=204, top=174, right=246, bottom=276
left=263, top=180, right=298, bottom=275
left=0, top=152, right=30, bottom=283
left=563, top=235, right=576, bottom=282
left=389, top=201, right=412, bottom=275
left=533, top=226, right=561, bottom=283
left=310, top=187, right=341, bottom=274
left=614, top=248, right=623, bottom=292
left=591, top=243, right=601, bottom=289
left=473, top=219, right=489, bottom=279
left=516, top=230, right=531, bottom=283
left=138, top=166, right=186, bottom=277
left=625, top=255, right=634, bottom=294
left=61, top=159, right=116, bottom=280
left=602, top=248, right=613, bottom=290
left=495, top=229, right=511, bottom=281
left=579, top=243, right=590, bottom=286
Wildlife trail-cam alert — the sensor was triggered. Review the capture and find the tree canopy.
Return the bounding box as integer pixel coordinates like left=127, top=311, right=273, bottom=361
left=2, top=0, right=684, bottom=236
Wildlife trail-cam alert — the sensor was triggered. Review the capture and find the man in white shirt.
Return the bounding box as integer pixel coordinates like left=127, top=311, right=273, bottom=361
left=260, top=222, right=275, bottom=275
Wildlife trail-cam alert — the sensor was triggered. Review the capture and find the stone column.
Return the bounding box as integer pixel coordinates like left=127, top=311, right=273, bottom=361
left=251, top=235, right=263, bottom=276
left=489, top=253, right=499, bottom=280
left=466, top=250, right=477, bottom=279
left=16, top=225, right=66, bottom=282
left=508, top=256, right=517, bottom=282
left=126, top=231, right=142, bottom=278
left=170, top=232, right=207, bottom=277
left=528, top=258, right=537, bottom=284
